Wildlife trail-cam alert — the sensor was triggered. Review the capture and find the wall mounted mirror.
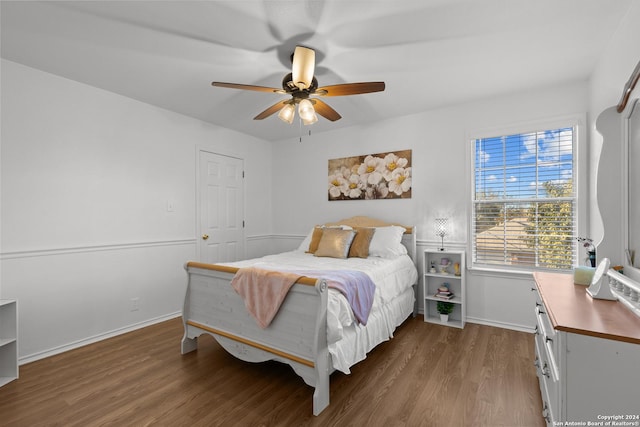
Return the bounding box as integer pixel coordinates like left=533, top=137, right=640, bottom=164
left=595, top=61, right=640, bottom=288
left=626, top=98, right=639, bottom=270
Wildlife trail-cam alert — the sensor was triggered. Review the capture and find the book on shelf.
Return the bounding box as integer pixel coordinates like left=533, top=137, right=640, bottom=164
left=434, top=292, right=455, bottom=300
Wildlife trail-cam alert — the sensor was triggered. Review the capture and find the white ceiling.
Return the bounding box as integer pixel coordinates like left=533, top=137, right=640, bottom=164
left=1, top=1, right=633, bottom=141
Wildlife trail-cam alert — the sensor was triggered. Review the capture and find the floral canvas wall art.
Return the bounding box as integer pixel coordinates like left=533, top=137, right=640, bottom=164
left=328, top=149, right=412, bottom=200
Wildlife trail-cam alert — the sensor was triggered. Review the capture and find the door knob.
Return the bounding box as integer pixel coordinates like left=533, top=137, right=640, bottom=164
left=202, top=234, right=209, bottom=240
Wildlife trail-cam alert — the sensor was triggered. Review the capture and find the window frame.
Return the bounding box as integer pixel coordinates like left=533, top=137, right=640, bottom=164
left=466, top=115, right=587, bottom=273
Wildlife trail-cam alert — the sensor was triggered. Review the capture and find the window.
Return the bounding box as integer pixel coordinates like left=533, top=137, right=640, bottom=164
left=472, top=126, right=576, bottom=271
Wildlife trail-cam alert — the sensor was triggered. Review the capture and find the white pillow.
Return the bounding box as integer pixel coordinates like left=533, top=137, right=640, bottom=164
left=297, top=228, right=316, bottom=252
left=368, top=225, right=408, bottom=258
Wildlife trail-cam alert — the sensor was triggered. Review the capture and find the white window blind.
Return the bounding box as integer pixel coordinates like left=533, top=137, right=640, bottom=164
left=472, top=127, right=576, bottom=270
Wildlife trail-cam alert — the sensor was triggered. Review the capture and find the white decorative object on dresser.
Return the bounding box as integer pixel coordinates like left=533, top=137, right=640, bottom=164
left=586, top=257, right=617, bottom=300
left=0, top=299, right=18, bottom=387
left=423, top=250, right=465, bottom=328
left=532, top=272, right=640, bottom=425
left=607, top=268, right=640, bottom=318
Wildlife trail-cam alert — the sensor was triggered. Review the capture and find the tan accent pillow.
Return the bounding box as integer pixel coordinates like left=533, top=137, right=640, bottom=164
left=348, top=227, right=376, bottom=258
left=314, top=228, right=356, bottom=259
left=306, top=227, right=324, bottom=253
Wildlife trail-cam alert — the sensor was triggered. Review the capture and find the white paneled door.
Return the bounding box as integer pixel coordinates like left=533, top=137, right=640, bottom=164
left=198, top=150, right=244, bottom=264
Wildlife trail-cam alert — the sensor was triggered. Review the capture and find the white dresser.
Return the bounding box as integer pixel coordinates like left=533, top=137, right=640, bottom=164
left=532, top=272, right=640, bottom=425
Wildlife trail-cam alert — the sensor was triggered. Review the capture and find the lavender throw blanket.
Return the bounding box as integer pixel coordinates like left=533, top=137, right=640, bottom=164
left=288, top=269, right=376, bottom=325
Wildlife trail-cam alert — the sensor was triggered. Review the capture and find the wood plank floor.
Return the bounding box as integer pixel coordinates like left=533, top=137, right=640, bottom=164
left=0, top=317, right=544, bottom=427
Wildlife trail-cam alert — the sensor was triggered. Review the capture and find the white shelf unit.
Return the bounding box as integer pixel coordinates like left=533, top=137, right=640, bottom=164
left=0, top=299, right=18, bottom=387
left=423, top=250, right=466, bottom=328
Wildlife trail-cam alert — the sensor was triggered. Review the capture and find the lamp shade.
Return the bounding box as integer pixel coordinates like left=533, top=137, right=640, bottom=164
left=298, top=99, right=317, bottom=125
left=435, top=218, right=448, bottom=238
left=435, top=218, right=449, bottom=251
left=301, top=112, right=318, bottom=125
left=301, top=114, right=318, bottom=125
left=277, top=103, right=295, bottom=124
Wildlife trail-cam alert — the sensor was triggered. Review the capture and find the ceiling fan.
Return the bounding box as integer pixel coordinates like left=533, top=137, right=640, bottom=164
left=212, top=46, right=385, bottom=125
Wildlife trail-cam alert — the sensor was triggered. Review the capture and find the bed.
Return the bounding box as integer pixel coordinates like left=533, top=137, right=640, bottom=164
left=181, top=216, right=418, bottom=415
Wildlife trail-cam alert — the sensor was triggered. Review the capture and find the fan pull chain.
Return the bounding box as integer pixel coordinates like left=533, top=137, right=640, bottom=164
left=297, top=119, right=312, bottom=142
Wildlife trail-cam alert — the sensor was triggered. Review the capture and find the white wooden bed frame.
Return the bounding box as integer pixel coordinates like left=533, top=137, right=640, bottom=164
left=181, top=216, right=417, bottom=416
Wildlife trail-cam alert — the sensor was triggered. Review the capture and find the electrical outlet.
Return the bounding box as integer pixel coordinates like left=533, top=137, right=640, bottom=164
left=130, top=297, right=140, bottom=312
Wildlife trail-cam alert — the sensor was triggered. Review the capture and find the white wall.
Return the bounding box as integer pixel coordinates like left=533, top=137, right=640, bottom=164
left=271, top=81, right=589, bottom=330
left=0, top=60, right=273, bottom=362
left=588, top=2, right=640, bottom=284
left=3, top=2, right=637, bottom=359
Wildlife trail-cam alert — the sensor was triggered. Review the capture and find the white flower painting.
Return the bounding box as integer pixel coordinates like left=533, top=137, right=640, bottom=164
left=328, top=150, right=412, bottom=201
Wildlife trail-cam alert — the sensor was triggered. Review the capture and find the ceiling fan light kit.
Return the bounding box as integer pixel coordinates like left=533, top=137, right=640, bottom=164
left=298, top=99, right=318, bottom=125
left=277, top=103, right=295, bottom=124
left=211, top=45, right=385, bottom=127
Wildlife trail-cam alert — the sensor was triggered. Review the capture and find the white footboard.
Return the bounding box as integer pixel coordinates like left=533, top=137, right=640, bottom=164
left=181, top=262, right=330, bottom=416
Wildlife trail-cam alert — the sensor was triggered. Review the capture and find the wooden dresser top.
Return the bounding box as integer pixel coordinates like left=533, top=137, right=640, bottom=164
left=533, top=271, right=640, bottom=345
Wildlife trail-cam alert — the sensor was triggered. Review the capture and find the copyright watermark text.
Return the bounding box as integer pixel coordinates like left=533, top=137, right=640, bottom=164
left=553, top=415, right=640, bottom=426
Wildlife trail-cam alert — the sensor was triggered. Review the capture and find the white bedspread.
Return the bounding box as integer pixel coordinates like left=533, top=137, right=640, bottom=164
left=222, top=251, right=418, bottom=368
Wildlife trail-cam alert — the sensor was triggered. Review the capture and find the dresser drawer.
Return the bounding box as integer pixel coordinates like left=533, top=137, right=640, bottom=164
left=534, top=287, right=559, bottom=381
left=534, top=326, right=559, bottom=425
left=534, top=337, right=550, bottom=425
left=533, top=284, right=561, bottom=424
left=535, top=294, right=555, bottom=338
left=536, top=310, right=559, bottom=376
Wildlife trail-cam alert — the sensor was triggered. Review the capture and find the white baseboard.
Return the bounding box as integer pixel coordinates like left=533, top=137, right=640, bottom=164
left=466, top=316, right=534, bottom=333
left=416, top=309, right=534, bottom=333
left=19, top=311, right=182, bottom=365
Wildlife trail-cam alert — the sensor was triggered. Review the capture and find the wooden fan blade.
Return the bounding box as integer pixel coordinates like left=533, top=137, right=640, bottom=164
left=315, top=82, right=385, bottom=97
left=254, top=100, right=290, bottom=120
left=312, top=99, right=341, bottom=121
left=212, top=82, right=283, bottom=93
